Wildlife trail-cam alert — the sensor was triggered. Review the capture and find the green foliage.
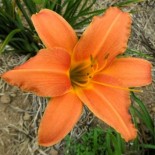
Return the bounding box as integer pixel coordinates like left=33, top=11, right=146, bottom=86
left=0, top=0, right=144, bottom=54
left=0, top=0, right=40, bottom=54
left=65, top=127, right=127, bottom=155
left=131, top=92, right=155, bottom=140
left=0, top=29, right=21, bottom=54
left=59, top=0, right=104, bottom=29
left=130, top=92, right=155, bottom=154
left=125, top=48, right=153, bottom=59
left=114, top=0, right=144, bottom=7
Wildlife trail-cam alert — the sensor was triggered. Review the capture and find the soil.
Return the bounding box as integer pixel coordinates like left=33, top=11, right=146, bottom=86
left=0, top=0, right=155, bottom=155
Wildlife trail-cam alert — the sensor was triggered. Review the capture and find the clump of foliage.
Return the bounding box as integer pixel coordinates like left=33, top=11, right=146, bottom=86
left=65, top=127, right=126, bottom=155
left=0, top=0, right=144, bottom=54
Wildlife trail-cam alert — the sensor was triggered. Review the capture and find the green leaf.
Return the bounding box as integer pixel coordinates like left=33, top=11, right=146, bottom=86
left=0, top=29, right=21, bottom=53
left=125, top=48, right=153, bottom=59
left=131, top=92, right=155, bottom=139
left=23, top=0, right=37, bottom=14
left=15, top=0, right=34, bottom=30
left=140, top=144, right=155, bottom=149
left=114, top=0, right=144, bottom=7
left=33, top=0, right=42, bottom=4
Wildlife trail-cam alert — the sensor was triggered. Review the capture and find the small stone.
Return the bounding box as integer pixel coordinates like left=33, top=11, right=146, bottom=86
left=10, top=87, right=18, bottom=93
left=10, top=93, right=16, bottom=97
left=0, top=94, right=11, bottom=104
left=135, top=117, right=140, bottom=124
left=148, top=104, right=152, bottom=108
left=151, top=106, right=155, bottom=112
left=23, top=112, right=31, bottom=121
left=50, top=148, right=58, bottom=155
left=54, top=142, right=61, bottom=150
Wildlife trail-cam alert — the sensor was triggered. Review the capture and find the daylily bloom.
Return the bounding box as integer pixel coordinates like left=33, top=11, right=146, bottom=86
left=1, top=7, right=151, bottom=146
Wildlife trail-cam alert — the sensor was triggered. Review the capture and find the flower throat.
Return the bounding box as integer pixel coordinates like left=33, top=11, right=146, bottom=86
left=70, top=56, right=102, bottom=88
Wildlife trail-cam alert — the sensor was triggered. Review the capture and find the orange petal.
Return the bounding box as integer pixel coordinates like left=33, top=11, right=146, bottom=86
left=31, top=9, right=77, bottom=53
left=38, top=92, right=83, bottom=146
left=2, top=48, right=71, bottom=97
left=76, top=84, right=137, bottom=142
left=73, top=7, right=131, bottom=65
left=103, top=57, right=152, bottom=87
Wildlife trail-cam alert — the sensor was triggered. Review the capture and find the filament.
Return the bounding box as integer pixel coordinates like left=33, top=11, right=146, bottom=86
left=92, top=80, right=143, bottom=93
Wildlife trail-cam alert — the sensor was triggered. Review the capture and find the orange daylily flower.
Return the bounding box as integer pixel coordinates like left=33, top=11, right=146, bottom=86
left=1, top=7, right=152, bottom=146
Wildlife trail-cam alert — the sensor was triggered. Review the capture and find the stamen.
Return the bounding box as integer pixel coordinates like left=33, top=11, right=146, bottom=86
left=72, top=80, right=89, bottom=88
left=90, top=54, right=95, bottom=63
left=92, top=80, right=143, bottom=93
left=104, top=53, right=110, bottom=59
left=92, top=58, right=108, bottom=75
left=71, top=63, right=90, bottom=73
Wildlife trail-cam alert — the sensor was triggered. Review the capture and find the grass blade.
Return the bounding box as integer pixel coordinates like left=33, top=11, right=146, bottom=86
left=131, top=92, right=155, bottom=139
left=0, top=29, right=21, bottom=53
left=140, top=144, right=155, bottom=149
left=114, top=0, right=144, bottom=7
left=15, top=0, right=34, bottom=30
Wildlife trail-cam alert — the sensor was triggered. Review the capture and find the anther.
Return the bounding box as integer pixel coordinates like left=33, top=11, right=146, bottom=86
left=104, top=53, right=110, bottom=59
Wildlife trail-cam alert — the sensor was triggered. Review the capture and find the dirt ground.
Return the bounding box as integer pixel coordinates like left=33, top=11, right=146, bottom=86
left=0, top=1, right=155, bottom=155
